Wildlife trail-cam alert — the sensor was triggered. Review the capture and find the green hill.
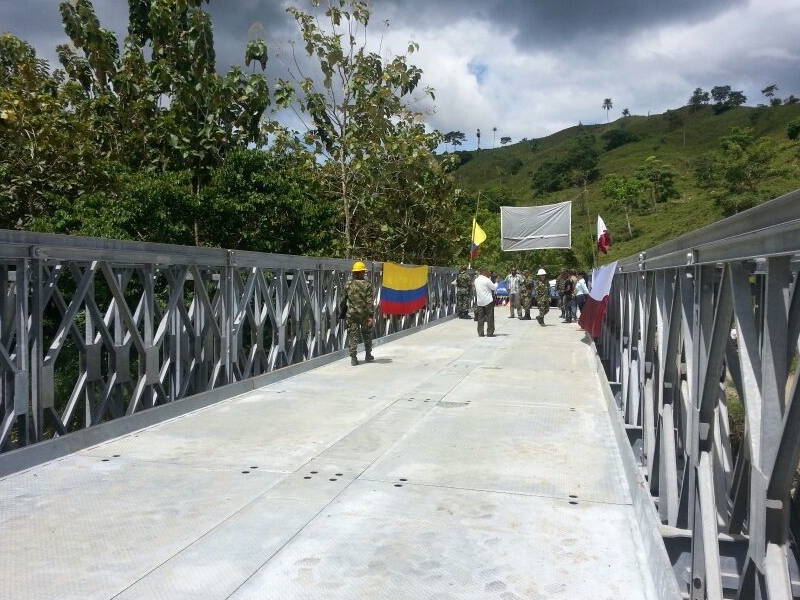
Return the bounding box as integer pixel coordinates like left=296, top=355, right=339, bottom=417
left=448, top=103, right=800, bottom=271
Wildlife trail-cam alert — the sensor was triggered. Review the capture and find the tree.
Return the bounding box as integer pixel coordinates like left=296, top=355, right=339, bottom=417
left=277, top=0, right=457, bottom=261
left=500, top=136, right=511, bottom=146
left=688, top=88, right=710, bottom=111
left=621, top=108, right=630, bottom=117
left=531, top=131, right=599, bottom=194
left=695, top=127, right=779, bottom=215
left=443, top=131, right=466, bottom=153
left=761, top=84, right=778, bottom=101
left=476, top=128, right=481, bottom=150
left=635, top=156, right=680, bottom=208
left=710, top=85, right=746, bottom=114
left=0, top=34, right=103, bottom=229
left=711, top=85, right=732, bottom=104
left=600, top=129, right=639, bottom=151
left=602, top=98, right=613, bottom=123
left=492, top=126, right=497, bottom=148
left=788, top=120, right=800, bottom=141
left=200, top=140, right=337, bottom=255
left=55, top=0, right=272, bottom=243
left=601, top=174, right=645, bottom=238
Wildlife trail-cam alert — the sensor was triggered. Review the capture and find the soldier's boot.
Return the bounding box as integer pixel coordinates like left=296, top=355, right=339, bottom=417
left=351, top=355, right=359, bottom=366
left=365, top=352, right=375, bottom=363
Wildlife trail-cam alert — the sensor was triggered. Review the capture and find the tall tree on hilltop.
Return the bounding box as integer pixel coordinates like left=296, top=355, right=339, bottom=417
left=276, top=0, right=458, bottom=261
left=443, top=131, right=467, bottom=153
left=761, top=84, right=779, bottom=102
left=688, top=88, right=710, bottom=111
left=602, top=98, right=613, bottom=123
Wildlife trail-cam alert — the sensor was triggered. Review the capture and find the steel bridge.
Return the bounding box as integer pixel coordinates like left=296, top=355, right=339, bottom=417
left=1, top=189, right=800, bottom=599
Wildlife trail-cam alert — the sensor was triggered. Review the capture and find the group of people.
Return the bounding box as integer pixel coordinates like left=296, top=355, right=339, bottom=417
left=343, top=261, right=592, bottom=364
left=458, top=266, right=553, bottom=337
left=555, top=269, right=590, bottom=324
left=455, top=266, right=590, bottom=337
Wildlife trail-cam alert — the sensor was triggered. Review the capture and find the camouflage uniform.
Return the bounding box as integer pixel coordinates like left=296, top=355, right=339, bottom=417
left=556, top=272, right=568, bottom=318
left=345, top=278, right=374, bottom=359
left=520, top=271, right=532, bottom=319
left=534, top=278, right=550, bottom=325
left=455, top=268, right=472, bottom=318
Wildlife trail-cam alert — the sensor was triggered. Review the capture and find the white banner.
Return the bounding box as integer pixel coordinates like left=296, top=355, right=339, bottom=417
left=500, top=201, right=572, bottom=251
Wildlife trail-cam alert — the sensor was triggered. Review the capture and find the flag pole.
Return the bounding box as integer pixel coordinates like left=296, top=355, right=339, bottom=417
left=469, top=190, right=481, bottom=270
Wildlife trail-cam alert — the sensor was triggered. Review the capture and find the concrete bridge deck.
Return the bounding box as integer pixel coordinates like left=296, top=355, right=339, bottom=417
left=2, top=316, right=660, bottom=599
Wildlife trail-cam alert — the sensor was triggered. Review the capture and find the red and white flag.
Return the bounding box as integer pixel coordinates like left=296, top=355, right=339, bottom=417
left=597, top=215, right=611, bottom=254
left=578, top=261, right=618, bottom=338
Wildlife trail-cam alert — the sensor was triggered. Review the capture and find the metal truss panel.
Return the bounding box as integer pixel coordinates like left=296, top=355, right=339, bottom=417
left=0, top=233, right=458, bottom=458
left=601, top=189, right=800, bottom=598
left=229, top=480, right=657, bottom=600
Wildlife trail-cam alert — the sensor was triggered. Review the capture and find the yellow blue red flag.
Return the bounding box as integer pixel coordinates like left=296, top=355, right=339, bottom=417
left=471, top=219, right=487, bottom=258
left=381, top=262, right=428, bottom=315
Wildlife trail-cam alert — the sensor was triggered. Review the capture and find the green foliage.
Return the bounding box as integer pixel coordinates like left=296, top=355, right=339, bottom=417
left=711, top=85, right=747, bottom=115
left=635, top=156, right=680, bottom=207
left=453, top=101, right=800, bottom=268
left=688, top=88, right=710, bottom=111
left=279, top=0, right=455, bottom=262
left=56, top=0, right=271, bottom=203
left=0, top=34, right=115, bottom=229
left=37, top=168, right=196, bottom=244
left=200, top=143, right=336, bottom=255
left=788, top=120, right=800, bottom=141
left=531, top=131, right=599, bottom=194
left=696, top=127, right=780, bottom=215
left=601, top=128, right=640, bottom=151
left=443, top=131, right=466, bottom=152
left=602, top=174, right=646, bottom=237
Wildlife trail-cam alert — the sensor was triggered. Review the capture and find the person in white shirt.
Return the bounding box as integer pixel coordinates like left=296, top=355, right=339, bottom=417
left=505, top=267, right=524, bottom=318
left=473, top=268, right=499, bottom=337
left=575, top=271, right=590, bottom=316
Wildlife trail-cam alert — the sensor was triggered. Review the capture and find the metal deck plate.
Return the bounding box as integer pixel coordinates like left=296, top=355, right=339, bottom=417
left=0, top=318, right=659, bottom=600
left=230, top=480, right=653, bottom=600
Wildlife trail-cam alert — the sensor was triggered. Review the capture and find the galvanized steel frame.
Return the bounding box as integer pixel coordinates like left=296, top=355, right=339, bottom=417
left=0, top=230, right=457, bottom=454
left=597, top=189, right=800, bottom=599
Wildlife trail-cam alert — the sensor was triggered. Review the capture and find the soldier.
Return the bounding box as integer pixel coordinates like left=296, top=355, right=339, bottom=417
left=454, top=266, right=473, bottom=319
left=520, top=270, right=532, bottom=320
left=534, top=268, right=550, bottom=326
left=556, top=269, right=568, bottom=319
left=345, top=261, right=374, bottom=366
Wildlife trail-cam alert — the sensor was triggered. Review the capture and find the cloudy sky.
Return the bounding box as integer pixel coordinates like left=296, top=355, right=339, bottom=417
left=3, top=0, right=799, bottom=151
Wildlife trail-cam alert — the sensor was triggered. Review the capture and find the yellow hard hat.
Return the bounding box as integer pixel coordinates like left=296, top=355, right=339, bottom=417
left=351, top=261, right=367, bottom=272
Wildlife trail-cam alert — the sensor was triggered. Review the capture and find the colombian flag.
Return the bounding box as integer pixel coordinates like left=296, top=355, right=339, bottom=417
left=381, top=262, right=428, bottom=315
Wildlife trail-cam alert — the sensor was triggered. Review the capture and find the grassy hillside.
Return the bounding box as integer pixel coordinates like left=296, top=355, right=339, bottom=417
left=449, top=103, right=800, bottom=270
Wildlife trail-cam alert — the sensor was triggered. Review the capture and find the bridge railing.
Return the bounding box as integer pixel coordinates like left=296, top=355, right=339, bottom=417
left=0, top=230, right=456, bottom=455
left=597, top=189, right=800, bottom=599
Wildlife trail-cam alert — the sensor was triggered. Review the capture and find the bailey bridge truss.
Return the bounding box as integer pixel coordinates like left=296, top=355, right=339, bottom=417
left=0, top=231, right=456, bottom=455
left=598, top=189, right=800, bottom=599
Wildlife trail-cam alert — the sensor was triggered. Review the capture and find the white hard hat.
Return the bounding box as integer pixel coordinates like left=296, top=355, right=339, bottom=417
left=537, top=268, right=547, bottom=276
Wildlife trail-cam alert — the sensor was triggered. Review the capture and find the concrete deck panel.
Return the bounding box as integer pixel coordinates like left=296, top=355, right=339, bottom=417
left=1, top=316, right=662, bottom=599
